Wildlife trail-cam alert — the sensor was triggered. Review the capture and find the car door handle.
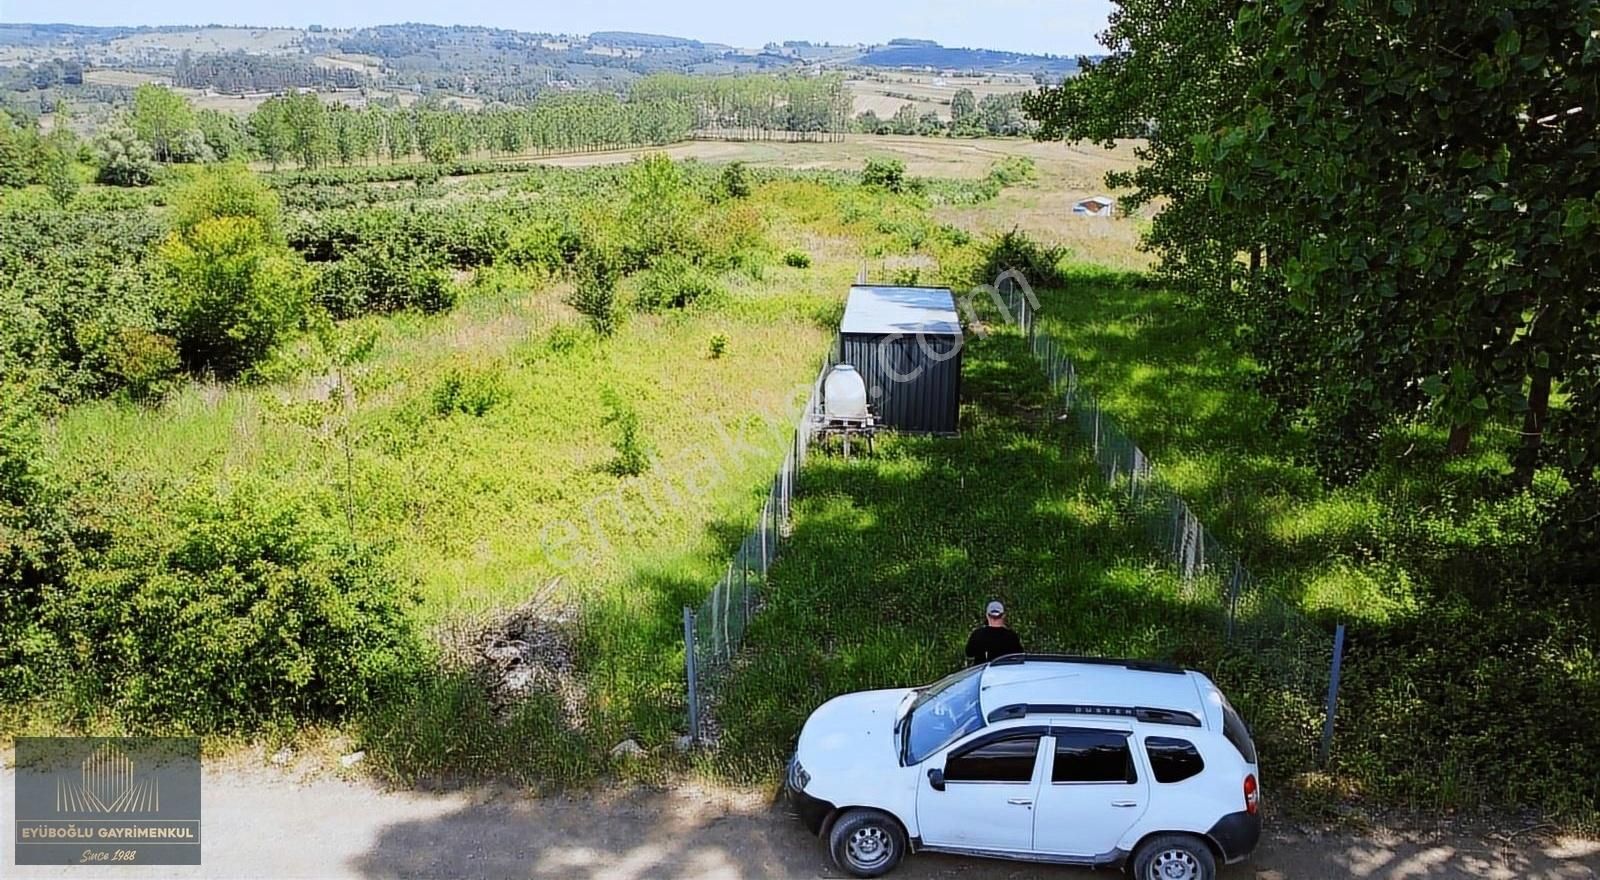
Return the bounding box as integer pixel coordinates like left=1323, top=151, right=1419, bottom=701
left=1111, top=800, right=1139, bottom=807
left=1007, top=798, right=1033, bottom=806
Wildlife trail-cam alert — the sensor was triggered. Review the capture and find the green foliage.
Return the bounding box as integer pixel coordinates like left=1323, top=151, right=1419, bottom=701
left=431, top=362, right=508, bottom=417
left=979, top=229, right=1071, bottom=288
left=130, top=84, right=196, bottom=163
left=100, top=326, right=181, bottom=402
left=170, top=162, right=283, bottom=242
left=57, top=483, right=421, bottom=731
left=1032, top=271, right=1596, bottom=818
left=707, top=333, right=728, bottom=359
left=91, top=123, right=157, bottom=187
left=601, top=390, right=651, bottom=477
left=987, top=155, right=1036, bottom=187
left=39, top=142, right=76, bottom=207
left=634, top=254, right=721, bottom=312
left=781, top=250, right=811, bottom=269
left=158, top=216, right=308, bottom=377
left=861, top=156, right=907, bottom=192
left=950, top=88, right=978, bottom=123
left=195, top=109, right=246, bottom=161
left=314, top=239, right=455, bottom=319
left=0, top=383, right=86, bottom=700
left=500, top=221, right=569, bottom=276
left=567, top=246, right=621, bottom=336
left=1028, top=0, right=1599, bottom=489
left=0, top=196, right=167, bottom=401
left=0, top=115, right=33, bottom=188
left=720, top=161, right=752, bottom=199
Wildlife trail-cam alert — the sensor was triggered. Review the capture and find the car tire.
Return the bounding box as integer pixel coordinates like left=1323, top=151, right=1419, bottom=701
left=827, top=808, right=907, bottom=878
left=1131, top=833, right=1217, bottom=880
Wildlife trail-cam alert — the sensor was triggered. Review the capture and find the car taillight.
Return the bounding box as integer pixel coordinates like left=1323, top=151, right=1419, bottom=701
left=1243, top=773, right=1259, bottom=815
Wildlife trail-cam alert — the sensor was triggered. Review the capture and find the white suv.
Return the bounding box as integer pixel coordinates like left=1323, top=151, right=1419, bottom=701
left=783, top=655, right=1261, bottom=879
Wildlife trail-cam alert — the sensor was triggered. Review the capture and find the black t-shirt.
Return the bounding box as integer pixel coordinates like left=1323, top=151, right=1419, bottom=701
left=965, top=625, right=1024, bottom=664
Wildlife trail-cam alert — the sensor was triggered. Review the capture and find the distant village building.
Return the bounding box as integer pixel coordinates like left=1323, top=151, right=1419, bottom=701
left=1073, top=196, right=1117, bottom=217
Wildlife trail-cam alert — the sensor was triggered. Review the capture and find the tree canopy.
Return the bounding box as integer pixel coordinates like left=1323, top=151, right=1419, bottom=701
left=1027, top=0, right=1600, bottom=490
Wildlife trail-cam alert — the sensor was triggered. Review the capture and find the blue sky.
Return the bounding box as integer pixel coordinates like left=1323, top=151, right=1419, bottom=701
left=0, top=0, right=1114, bottom=57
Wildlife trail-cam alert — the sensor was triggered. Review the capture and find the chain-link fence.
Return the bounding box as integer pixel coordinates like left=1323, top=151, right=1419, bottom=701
left=1002, top=279, right=1346, bottom=765
left=683, top=357, right=835, bottom=743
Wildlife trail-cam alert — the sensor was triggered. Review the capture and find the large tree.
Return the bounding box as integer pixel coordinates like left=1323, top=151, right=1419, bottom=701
left=1028, top=0, right=1600, bottom=484
left=131, top=84, right=196, bottom=163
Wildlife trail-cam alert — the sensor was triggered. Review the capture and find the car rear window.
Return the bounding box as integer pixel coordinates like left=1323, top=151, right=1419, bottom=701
left=1145, top=736, right=1205, bottom=783
left=1051, top=729, right=1137, bottom=783
left=1221, top=699, right=1257, bottom=764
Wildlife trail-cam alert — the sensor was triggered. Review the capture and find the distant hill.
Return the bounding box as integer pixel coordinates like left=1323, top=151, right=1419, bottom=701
left=0, top=21, right=1083, bottom=108
left=857, top=40, right=1079, bottom=74
left=588, top=31, right=703, bottom=49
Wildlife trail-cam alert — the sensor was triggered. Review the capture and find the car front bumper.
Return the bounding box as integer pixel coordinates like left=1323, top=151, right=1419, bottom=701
left=1206, top=810, right=1262, bottom=863
left=781, top=756, right=835, bottom=835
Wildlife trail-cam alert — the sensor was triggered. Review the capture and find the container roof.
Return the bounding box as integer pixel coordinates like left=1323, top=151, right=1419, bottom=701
left=841, top=285, right=962, bottom=336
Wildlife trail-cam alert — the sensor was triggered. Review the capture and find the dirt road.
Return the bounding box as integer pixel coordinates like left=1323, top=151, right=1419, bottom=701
left=3, top=765, right=1596, bottom=879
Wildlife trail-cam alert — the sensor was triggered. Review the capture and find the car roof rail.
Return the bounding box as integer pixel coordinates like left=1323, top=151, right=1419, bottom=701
left=987, top=653, right=1187, bottom=675
left=986, top=702, right=1203, bottom=728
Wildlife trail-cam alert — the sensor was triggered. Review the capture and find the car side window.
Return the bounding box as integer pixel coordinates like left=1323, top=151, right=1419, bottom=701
left=944, top=735, right=1040, bottom=783
left=1051, top=729, right=1137, bottom=784
left=1145, top=736, right=1206, bottom=783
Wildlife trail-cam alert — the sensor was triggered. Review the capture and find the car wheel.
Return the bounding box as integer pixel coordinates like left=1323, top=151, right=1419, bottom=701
left=827, top=808, right=906, bottom=878
left=1131, top=834, right=1217, bottom=880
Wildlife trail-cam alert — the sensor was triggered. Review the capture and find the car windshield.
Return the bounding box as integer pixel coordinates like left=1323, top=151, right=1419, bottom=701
left=902, top=665, right=986, bottom=765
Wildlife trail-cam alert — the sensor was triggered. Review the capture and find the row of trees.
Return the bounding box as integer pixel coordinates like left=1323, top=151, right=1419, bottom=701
left=247, top=92, right=695, bottom=169
left=629, top=73, right=853, bottom=135
left=53, top=75, right=857, bottom=178
left=1028, top=0, right=1598, bottom=493
left=856, top=90, right=1033, bottom=137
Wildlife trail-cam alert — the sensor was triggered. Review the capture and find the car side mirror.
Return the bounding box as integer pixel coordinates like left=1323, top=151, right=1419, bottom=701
left=927, top=768, right=945, bottom=792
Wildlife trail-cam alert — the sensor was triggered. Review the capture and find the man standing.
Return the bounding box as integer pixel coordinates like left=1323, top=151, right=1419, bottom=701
left=965, top=600, right=1024, bottom=665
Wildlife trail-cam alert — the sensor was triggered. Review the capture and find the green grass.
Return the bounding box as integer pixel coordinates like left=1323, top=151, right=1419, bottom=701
left=712, top=308, right=1326, bottom=783
left=26, top=169, right=981, bottom=783
left=1023, top=267, right=1597, bottom=819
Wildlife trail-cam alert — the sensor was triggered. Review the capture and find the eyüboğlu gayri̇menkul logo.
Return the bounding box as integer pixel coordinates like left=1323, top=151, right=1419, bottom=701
left=13, top=737, right=201, bottom=866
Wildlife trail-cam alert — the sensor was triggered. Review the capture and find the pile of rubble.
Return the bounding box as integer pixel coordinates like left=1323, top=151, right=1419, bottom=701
left=436, top=581, right=586, bottom=729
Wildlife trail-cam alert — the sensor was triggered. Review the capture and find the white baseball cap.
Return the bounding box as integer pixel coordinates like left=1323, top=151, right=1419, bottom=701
left=986, top=600, right=1005, bottom=617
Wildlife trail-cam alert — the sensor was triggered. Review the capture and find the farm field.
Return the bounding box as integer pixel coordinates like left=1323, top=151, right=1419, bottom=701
left=845, top=72, right=1036, bottom=120
left=530, top=136, right=1150, bottom=269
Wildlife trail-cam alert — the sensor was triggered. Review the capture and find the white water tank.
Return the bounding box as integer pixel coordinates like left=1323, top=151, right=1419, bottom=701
left=824, top=364, right=868, bottom=419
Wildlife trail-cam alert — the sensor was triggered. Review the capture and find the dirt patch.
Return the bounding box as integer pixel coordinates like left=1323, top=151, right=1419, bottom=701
left=435, top=582, right=586, bottom=728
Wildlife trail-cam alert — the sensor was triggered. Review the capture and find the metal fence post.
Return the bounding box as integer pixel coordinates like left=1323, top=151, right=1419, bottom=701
left=683, top=606, right=699, bottom=743
left=1225, top=563, right=1242, bottom=642
left=1320, top=623, right=1347, bottom=765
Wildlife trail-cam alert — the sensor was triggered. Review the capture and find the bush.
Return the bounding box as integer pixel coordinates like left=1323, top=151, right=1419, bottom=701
left=101, top=326, right=181, bottom=402
left=0, top=383, right=86, bottom=700
left=158, top=216, right=309, bottom=378
left=977, top=229, right=1071, bottom=289
left=500, top=221, right=568, bottom=276
left=862, top=157, right=907, bottom=193
left=601, top=390, right=651, bottom=477
left=634, top=255, right=720, bottom=312
left=720, top=161, right=752, bottom=199
left=431, top=362, right=508, bottom=417
left=170, top=163, right=283, bottom=242
left=0, top=201, right=167, bottom=402
left=568, top=249, right=621, bottom=336
left=782, top=250, right=812, bottom=269
left=91, top=124, right=156, bottom=187
left=708, top=334, right=728, bottom=359
left=314, top=240, right=455, bottom=319
left=56, top=483, right=421, bottom=730
left=987, top=156, right=1038, bottom=187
